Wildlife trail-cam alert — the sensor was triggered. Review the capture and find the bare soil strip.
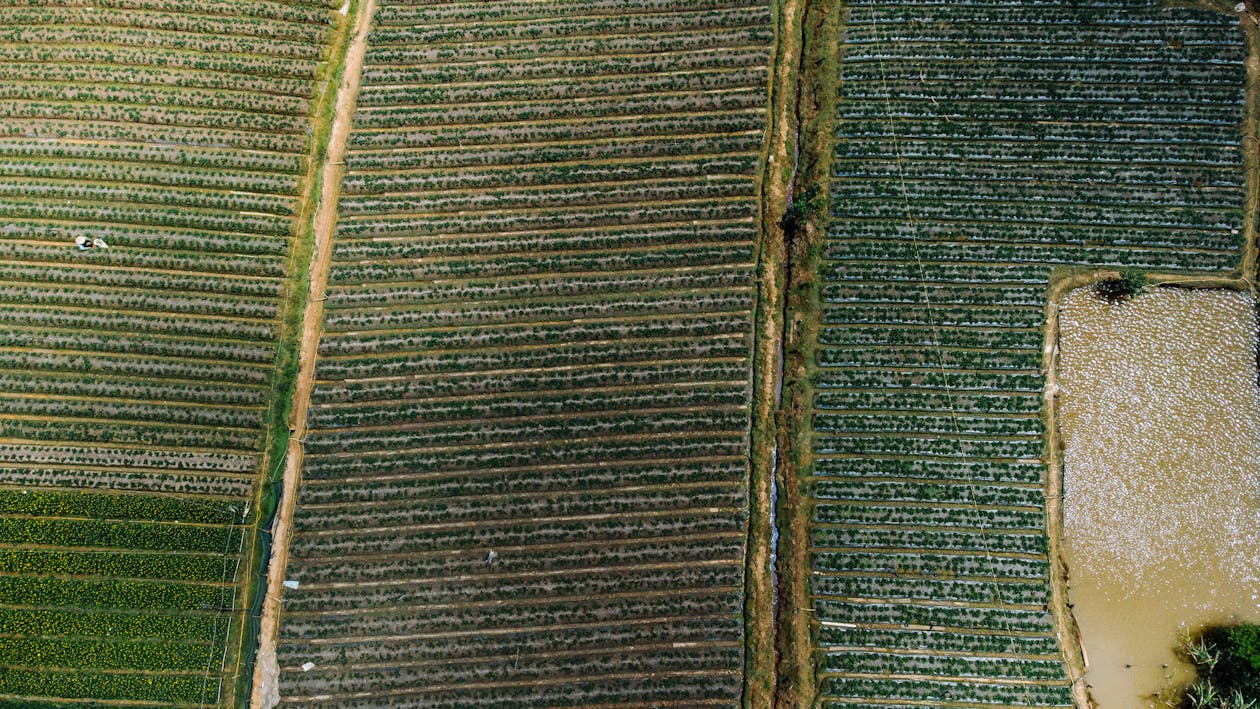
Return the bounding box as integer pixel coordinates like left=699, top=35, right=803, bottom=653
left=249, top=0, right=378, bottom=706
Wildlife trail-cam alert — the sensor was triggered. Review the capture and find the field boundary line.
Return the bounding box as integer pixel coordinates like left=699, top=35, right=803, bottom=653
left=248, top=0, right=377, bottom=706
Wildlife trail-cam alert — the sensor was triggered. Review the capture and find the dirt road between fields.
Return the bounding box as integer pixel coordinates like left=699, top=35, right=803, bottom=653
left=251, top=0, right=377, bottom=705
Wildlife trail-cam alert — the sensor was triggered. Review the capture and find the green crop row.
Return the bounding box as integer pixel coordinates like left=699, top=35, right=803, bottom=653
left=0, top=489, right=239, bottom=525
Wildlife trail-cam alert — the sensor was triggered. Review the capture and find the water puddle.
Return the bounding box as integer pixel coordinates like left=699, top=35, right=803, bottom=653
left=1057, top=286, right=1260, bottom=708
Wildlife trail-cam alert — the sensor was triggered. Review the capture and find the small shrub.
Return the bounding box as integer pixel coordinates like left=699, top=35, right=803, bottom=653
left=1181, top=624, right=1260, bottom=708
left=1093, top=268, right=1147, bottom=303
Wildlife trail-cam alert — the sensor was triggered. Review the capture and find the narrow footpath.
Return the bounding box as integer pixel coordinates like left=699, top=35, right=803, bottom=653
left=250, top=0, right=378, bottom=705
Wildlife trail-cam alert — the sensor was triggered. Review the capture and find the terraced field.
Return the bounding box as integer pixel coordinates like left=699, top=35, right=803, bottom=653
left=268, top=0, right=777, bottom=705
left=0, top=0, right=340, bottom=704
left=797, top=0, right=1250, bottom=706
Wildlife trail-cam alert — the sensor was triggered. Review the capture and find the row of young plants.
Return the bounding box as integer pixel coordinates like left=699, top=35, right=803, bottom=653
left=277, top=615, right=739, bottom=668
left=806, top=0, right=1248, bottom=705
left=315, top=333, right=751, bottom=381
left=308, top=383, right=745, bottom=430
left=290, top=488, right=744, bottom=549
left=317, top=316, right=750, bottom=364
left=274, top=0, right=772, bottom=702
left=328, top=245, right=753, bottom=286
left=345, top=134, right=763, bottom=173
left=291, top=481, right=746, bottom=534
left=0, top=468, right=255, bottom=499
left=279, top=644, right=742, bottom=698
left=278, top=590, right=744, bottom=643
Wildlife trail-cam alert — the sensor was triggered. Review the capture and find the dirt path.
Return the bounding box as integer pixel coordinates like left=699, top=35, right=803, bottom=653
left=249, top=0, right=377, bottom=705
left=743, top=0, right=804, bottom=704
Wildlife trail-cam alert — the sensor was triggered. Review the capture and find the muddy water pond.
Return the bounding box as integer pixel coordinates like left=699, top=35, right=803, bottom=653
left=1057, top=286, right=1260, bottom=708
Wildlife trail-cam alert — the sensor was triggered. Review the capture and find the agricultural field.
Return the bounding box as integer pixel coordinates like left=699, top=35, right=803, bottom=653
left=269, top=0, right=777, bottom=706
left=0, top=0, right=341, bottom=705
left=798, top=0, right=1251, bottom=706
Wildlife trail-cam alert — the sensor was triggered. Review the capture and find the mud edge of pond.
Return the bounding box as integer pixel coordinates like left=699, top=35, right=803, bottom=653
left=1042, top=272, right=1254, bottom=709
left=1043, top=272, right=1100, bottom=709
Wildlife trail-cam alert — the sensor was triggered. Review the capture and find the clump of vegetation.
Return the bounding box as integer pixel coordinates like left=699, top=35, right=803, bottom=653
left=1180, top=624, right=1260, bottom=709
left=780, top=184, right=825, bottom=233
left=1093, top=268, right=1148, bottom=303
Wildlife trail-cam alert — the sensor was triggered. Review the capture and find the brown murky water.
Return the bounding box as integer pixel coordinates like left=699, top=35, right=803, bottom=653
left=1057, top=286, right=1260, bottom=708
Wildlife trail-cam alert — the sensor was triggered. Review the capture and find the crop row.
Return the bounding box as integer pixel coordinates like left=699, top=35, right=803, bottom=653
left=0, top=349, right=271, bottom=387
left=363, top=48, right=767, bottom=92
left=0, top=80, right=308, bottom=118
left=292, top=482, right=745, bottom=534
left=0, top=549, right=235, bottom=583
left=0, top=604, right=230, bottom=644
left=0, top=263, right=283, bottom=301
left=815, top=576, right=1048, bottom=607
left=366, top=24, right=772, bottom=64
left=315, top=335, right=750, bottom=381
left=0, top=61, right=315, bottom=99
left=329, top=245, right=751, bottom=286
left=343, top=156, right=758, bottom=196
left=0, top=25, right=321, bottom=61
left=816, top=503, right=1041, bottom=530
left=813, top=551, right=1049, bottom=580
left=335, top=200, right=757, bottom=240
left=291, top=500, right=744, bottom=555
left=814, top=524, right=1046, bottom=554
left=1, top=517, right=241, bottom=554
left=0, top=195, right=292, bottom=236
left=346, top=133, right=762, bottom=173
left=841, top=40, right=1239, bottom=66
left=317, top=312, right=749, bottom=361
left=368, top=6, right=769, bottom=45
left=820, top=677, right=1071, bottom=707
left=814, top=479, right=1043, bottom=508
left=0, top=176, right=296, bottom=215
left=0, top=396, right=257, bottom=430
left=0, top=283, right=279, bottom=321
left=841, top=57, right=1241, bottom=87
left=285, top=547, right=742, bottom=604
left=0, top=444, right=255, bottom=474
left=0, top=668, right=215, bottom=703
left=0, top=637, right=216, bottom=673
left=310, top=383, right=746, bottom=430
left=827, top=238, right=1239, bottom=272
left=813, top=456, right=1044, bottom=484
left=0, top=222, right=291, bottom=260
left=304, top=408, right=745, bottom=456
left=0, top=43, right=321, bottom=84
left=819, top=626, right=1061, bottom=656
left=0, top=138, right=305, bottom=176
left=0, top=466, right=254, bottom=498
left=280, top=645, right=740, bottom=698
left=282, top=676, right=739, bottom=708
left=0, top=6, right=329, bottom=43
left=8, top=116, right=307, bottom=154
left=0, top=371, right=265, bottom=408
left=322, top=290, right=753, bottom=332
left=339, top=176, right=753, bottom=215
left=0, top=573, right=235, bottom=614
left=279, top=590, right=743, bottom=643
left=814, top=411, right=1041, bottom=437
left=836, top=120, right=1237, bottom=154
left=0, top=488, right=240, bottom=525
left=278, top=615, right=738, bottom=668
left=326, top=270, right=747, bottom=312
left=373, top=0, right=762, bottom=26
